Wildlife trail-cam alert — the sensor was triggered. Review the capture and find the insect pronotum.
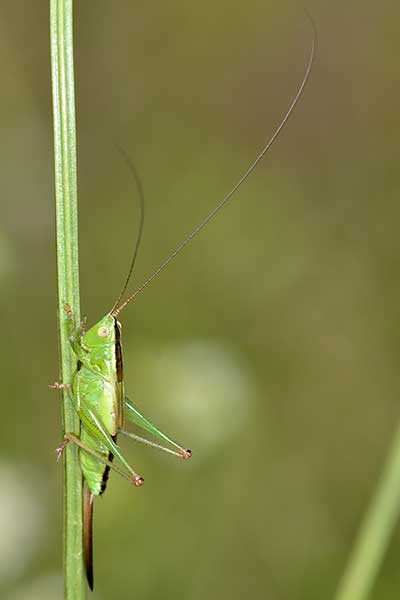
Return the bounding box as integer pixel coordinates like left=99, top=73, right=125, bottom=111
left=54, top=20, right=316, bottom=591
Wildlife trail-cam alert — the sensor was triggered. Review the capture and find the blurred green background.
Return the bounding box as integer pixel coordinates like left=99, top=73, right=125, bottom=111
left=1, top=1, right=400, bottom=599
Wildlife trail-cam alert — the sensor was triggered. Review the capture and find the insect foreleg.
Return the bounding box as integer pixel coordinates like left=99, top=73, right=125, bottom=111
left=49, top=382, right=71, bottom=390
left=80, top=315, right=87, bottom=336
left=65, top=335, right=103, bottom=380
left=63, top=304, right=92, bottom=364
left=63, top=303, right=80, bottom=339
left=68, top=336, right=89, bottom=365
left=124, top=397, right=191, bottom=459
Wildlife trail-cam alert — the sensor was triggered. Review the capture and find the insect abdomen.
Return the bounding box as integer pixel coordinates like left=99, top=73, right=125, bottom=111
left=75, top=367, right=120, bottom=495
left=80, top=428, right=114, bottom=496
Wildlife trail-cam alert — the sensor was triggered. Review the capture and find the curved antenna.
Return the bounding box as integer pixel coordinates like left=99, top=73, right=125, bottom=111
left=113, top=19, right=316, bottom=317
left=109, top=146, right=145, bottom=315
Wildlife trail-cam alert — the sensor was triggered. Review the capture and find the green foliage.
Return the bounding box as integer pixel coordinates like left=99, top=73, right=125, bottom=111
left=50, top=1, right=84, bottom=598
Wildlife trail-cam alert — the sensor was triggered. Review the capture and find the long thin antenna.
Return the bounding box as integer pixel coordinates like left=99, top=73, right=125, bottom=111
left=109, top=145, right=145, bottom=315
left=113, top=18, right=316, bottom=317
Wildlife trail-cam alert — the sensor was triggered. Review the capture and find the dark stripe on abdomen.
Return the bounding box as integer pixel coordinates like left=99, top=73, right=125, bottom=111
left=100, top=435, right=117, bottom=495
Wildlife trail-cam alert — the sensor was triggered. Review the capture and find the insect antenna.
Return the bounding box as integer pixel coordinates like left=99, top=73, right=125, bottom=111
left=109, top=145, right=145, bottom=315
left=113, top=18, right=316, bottom=317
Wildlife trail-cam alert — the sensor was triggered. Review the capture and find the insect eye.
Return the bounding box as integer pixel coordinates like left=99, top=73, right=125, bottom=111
left=97, top=326, right=109, bottom=338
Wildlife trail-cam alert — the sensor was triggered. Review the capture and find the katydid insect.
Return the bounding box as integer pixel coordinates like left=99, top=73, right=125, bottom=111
left=54, top=22, right=315, bottom=591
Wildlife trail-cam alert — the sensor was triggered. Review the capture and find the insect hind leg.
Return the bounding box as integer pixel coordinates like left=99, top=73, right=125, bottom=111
left=124, top=397, right=191, bottom=459
left=119, top=429, right=191, bottom=459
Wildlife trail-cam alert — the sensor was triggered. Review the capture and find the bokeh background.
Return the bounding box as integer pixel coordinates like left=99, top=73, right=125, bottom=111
left=1, top=1, right=400, bottom=599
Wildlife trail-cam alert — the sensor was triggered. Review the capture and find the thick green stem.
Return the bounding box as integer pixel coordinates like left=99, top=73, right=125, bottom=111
left=50, top=1, right=85, bottom=598
left=334, top=422, right=400, bottom=600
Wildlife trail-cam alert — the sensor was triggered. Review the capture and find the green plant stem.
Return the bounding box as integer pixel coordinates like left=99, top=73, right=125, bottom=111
left=334, top=422, right=400, bottom=600
left=50, top=1, right=85, bottom=598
